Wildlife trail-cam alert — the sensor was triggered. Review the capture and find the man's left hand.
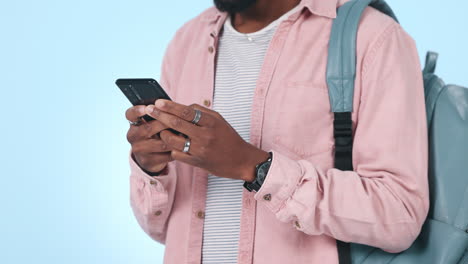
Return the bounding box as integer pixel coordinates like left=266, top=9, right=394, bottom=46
left=144, top=99, right=270, bottom=182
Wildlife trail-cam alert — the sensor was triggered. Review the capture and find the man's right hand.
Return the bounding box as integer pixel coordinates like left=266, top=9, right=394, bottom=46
left=126, top=105, right=175, bottom=174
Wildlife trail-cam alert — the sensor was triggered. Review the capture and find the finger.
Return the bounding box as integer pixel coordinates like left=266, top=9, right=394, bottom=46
left=127, top=121, right=156, bottom=143
left=131, top=139, right=172, bottom=154
left=155, top=100, right=216, bottom=128
left=159, top=130, right=200, bottom=155
left=127, top=119, right=171, bottom=144
left=171, top=149, right=198, bottom=166
left=188, top=103, right=219, bottom=117
left=133, top=152, right=174, bottom=172
left=127, top=125, right=146, bottom=144
left=126, top=105, right=147, bottom=122
left=144, top=119, right=170, bottom=138
left=189, top=104, right=220, bottom=127
left=145, top=105, right=201, bottom=137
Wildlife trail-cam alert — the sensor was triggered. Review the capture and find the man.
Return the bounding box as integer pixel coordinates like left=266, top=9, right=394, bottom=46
left=125, top=0, right=429, bottom=263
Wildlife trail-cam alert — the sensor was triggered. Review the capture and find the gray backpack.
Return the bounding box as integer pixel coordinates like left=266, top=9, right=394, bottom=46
left=326, top=0, right=468, bottom=263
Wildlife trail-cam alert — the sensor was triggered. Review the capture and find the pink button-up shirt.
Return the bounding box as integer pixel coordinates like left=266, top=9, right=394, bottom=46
left=128, top=0, right=429, bottom=263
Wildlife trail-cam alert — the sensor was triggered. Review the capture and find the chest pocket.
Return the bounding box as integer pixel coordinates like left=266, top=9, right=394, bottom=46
left=270, top=80, right=335, bottom=161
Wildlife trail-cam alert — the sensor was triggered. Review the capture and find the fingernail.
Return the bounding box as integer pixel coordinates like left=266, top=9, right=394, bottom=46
left=145, top=105, right=155, bottom=115
left=155, top=99, right=166, bottom=109
left=135, top=107, right=144, bottom=116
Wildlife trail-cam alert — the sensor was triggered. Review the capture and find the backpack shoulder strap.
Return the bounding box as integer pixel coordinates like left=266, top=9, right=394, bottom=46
left=327, top=0, right=399, bottom=172
left=326, top=1, right=399, bottom=263
left=327, top=0, right=399, bottom=173
left=326, top=0, right=398, bottom=113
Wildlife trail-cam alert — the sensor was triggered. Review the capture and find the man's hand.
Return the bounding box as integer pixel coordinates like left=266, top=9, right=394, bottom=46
left=144, top=99, right=270, bottom=182
left=126, top=105, right=175, bottom=174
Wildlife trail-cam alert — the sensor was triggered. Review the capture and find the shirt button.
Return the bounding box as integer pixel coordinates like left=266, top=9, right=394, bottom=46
left=263, top=193, right=271, bottom=201
left=197, top=210, right=205, bottom=219
left=208, top=46, right=214, bottom=53
left=295, top=220, right=301, bottom=228
left=154, top=210, right=162, bottom=216
left=203, top=99, right=211, bottom=107
left=149, top=180, right=157, bottom=185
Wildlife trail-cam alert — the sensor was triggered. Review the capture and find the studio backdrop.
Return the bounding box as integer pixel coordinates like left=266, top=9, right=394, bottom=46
left=0, top=0, right=466, bottom=263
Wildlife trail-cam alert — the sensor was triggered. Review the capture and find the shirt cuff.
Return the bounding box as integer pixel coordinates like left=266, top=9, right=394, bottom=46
left=128, top=150, right=175, bottom=210
left=253, top=150, right=305, bottom=214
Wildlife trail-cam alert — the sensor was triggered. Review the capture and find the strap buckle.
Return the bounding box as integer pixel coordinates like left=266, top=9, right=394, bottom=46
left=333, top=112, right=354, bottom=171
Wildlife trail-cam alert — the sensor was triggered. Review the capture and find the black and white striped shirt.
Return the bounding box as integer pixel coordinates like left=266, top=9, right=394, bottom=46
left=201, top=5, right=301, bottom=264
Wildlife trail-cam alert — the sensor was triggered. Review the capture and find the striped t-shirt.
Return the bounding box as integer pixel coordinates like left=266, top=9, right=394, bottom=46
left=201, top=5, right=301, bottom=264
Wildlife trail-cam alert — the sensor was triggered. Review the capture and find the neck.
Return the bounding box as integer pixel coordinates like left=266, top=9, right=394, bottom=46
left=231, top=0, right=301, bottom=33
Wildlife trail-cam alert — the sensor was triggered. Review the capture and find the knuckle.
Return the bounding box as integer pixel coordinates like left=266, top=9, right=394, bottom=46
left=165, top=135, right=175, bottom=146
left=198, top=145, right=208, bottom=156
left=171, top=117, right=182, bottom=128
left=127, top=129, right=137, bottom=143
left=181, top=107, right=191, bottom=119
left=190, top=103, right=202, bottom=108
left=213, top=111, right=223, bottom=119
left=126, top=106, right=143, bottom=121
left=206, top=135, right=215, bottom=144
left=159, top=141, right=168, bottom=151
left=138, top=155, right=149, bottom=168
left=162, top=101, right=171, bottom=110
left=149, top=122, right=162, bottom=135
left=170, top=150, right=179, bottom=160
left=159, top=130, right=169, bottom=140
left=202, top=131, right=215, bottom=145
left=205, top=117, right=216, bottom=127
left=160, top=130, right=175, bottom=144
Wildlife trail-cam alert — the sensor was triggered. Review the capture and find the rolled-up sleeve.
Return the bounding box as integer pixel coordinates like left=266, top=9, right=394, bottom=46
left=129, top=149, right=178, bottom=244
left=128, top=30, right=179, bottom=245
left=254, top=23, right=429, bottom=253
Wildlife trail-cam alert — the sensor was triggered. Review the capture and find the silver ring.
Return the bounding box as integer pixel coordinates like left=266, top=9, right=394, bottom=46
left=182, top=138, right=191, bottom=153
left=191, top=109, right=202, bottom=125
left=129, top=118, right=143, bottom=126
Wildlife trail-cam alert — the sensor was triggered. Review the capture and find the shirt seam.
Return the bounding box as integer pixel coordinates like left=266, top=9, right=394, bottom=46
left=361, top=22, right=401, bottom=80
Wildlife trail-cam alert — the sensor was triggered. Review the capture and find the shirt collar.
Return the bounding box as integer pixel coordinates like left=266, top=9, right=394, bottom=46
left=202, top=0, right=340, bottom=23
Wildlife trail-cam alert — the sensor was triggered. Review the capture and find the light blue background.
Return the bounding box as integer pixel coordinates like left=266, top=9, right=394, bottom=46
left=0, top=0, right=466, bottom=263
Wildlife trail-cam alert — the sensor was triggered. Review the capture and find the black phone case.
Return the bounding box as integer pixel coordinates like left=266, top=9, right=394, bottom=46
left=116, top=78, right=181, bottom=135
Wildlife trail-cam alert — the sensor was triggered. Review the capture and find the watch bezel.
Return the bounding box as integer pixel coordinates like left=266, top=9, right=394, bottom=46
left=243, top=152, right=273, bottom=192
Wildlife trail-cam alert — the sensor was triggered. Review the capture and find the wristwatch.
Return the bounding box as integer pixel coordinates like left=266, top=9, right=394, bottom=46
left=243, top=152, right=273, bottom=192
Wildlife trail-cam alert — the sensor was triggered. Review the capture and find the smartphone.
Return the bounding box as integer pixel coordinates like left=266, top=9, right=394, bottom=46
left=116, top=78, right=181, bottom=135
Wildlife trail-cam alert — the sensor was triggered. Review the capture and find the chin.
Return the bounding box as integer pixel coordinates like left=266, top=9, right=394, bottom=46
left=213, top=0, right=257, bottom=13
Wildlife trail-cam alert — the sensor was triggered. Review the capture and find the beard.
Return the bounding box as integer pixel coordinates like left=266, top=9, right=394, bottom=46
left=213, top=0, right=257, bottom=13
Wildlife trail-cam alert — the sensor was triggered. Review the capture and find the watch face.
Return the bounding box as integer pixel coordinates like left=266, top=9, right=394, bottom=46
left=257, top=161, right=271, bottom=183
